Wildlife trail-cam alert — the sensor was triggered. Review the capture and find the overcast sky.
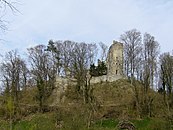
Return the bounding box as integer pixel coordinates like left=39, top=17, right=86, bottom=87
left=0, top=0, right=173, bottom=55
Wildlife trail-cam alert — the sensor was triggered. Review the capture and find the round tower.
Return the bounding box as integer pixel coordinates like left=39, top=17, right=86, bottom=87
left=107, top=40, right=123, bottom=76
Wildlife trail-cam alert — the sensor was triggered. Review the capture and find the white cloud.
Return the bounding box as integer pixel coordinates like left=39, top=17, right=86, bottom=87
left=1, top=0, right=173, bottom=54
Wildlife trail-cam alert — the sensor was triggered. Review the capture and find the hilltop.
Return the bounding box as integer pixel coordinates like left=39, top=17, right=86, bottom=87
left=0, top=79, right=172, bottom=130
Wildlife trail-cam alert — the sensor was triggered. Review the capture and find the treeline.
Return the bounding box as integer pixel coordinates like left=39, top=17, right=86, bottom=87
left=121, top=29, right=173, bottom=116
left=0, top=28, right=173, bottom=116
left=0, top=40, right=108, bottom=112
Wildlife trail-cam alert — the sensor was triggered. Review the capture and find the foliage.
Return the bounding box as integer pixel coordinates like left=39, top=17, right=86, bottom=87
left=90, top=60, right=107, bottom=77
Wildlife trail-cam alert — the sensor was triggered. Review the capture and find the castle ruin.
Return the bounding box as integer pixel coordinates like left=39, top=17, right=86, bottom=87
left=90, top=40, right=124, bottom=83
left=53, top=40, right=124, bottom=104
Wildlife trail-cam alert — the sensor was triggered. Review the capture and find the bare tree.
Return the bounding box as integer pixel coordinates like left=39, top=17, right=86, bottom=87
left=120, top=29, right=142, bottom=79
left=143, top=33, right=159, bottom=89
left=120, top=29, right=144, bottom=116
left=46, top=40, right=98, bottom=103
left=141, top=33, right=160, bottom=116
left=49, top=41, right=98, bottom=103
left=61, top=40, right=75, bottom=76
left=99, top=42, right=108, bottom=61
left=0, top=50, right=27, bottom=105
left=159, top=53, right=173, bottom=108
left=20, top=59, right=29, bottom=90
left=27, top=45, right=56, bottom=111
left=69, top=42, right=97, bottom=103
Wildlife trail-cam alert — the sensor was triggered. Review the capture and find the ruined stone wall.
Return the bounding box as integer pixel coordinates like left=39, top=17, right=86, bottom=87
left=90, top=74, right=124, bottom=84
left=52, top=76, right=76, bottom=105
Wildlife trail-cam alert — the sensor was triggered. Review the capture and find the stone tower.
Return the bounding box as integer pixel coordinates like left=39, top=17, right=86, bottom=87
left=107, top=40, right=123, bottom=76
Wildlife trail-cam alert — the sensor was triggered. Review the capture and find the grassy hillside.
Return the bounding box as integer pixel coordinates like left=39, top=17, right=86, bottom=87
left=0, top=79, right=173, bottom=130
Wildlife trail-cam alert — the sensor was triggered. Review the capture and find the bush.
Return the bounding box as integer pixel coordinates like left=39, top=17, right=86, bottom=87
left=0, top=106, right=6, bottom=117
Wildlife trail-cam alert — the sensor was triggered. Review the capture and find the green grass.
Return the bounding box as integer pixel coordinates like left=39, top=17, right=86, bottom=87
left=13, top=121, right=32, bottom=130
left=132, top=118, right=151, bottom=128
left=93, top=118, right=172, bottom=130
left=132, top=118, right=172, bottom=130
left=146, top=118, right=171, bottom=130
left=0, top=113, right=172, bottom=130
left=94, top=119, right=118, bottom=128
left=0, top=113, right=57, bottom=130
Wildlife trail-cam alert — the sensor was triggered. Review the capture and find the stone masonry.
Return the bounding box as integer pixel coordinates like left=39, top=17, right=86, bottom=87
left=107, top=40, right=123, bottom=76
left=90, top=40, right=124, bottom=83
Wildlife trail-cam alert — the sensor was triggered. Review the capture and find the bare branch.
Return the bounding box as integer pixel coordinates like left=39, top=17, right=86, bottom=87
left=0, top=0, right=20, bottom=13
left=0, top=0, right=20, bottom=32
